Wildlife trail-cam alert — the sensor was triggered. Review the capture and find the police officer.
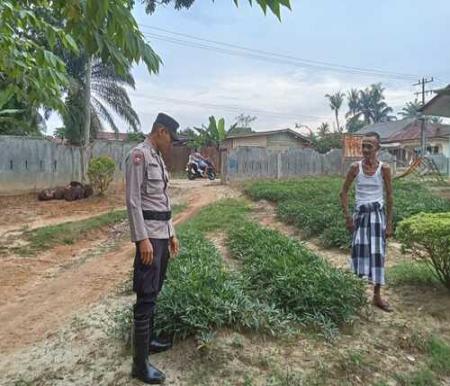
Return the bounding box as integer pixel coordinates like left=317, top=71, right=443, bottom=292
left=125, top=113, right=180, bottom=384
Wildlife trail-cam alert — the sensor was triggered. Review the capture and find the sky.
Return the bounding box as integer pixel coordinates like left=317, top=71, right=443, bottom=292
left=46, top=0, right=450, bottom=135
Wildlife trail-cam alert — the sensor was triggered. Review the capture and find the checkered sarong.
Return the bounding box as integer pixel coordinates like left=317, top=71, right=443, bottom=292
left=351, top=202, right=386, bottom=285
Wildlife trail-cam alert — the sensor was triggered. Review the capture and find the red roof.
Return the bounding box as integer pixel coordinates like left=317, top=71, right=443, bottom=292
left=386, top=121, right=450, bottom=142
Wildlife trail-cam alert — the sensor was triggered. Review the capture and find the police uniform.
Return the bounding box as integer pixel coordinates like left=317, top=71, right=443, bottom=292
left=126, top=113, right=179, bottom=385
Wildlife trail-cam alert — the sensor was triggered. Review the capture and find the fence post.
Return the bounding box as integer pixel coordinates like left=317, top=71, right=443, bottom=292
left=277, top=152, right=282, bottom=179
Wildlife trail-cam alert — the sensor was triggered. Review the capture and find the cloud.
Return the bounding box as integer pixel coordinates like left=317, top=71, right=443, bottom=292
left=44, top=66, right=415, bottom=135
left=126, top=65, right=414, bottom=133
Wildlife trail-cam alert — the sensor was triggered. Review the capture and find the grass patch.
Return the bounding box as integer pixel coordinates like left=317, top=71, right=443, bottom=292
left=179, top=199, right=249, bottom=234
left=14, top=204, right=186, bottom=256
left=227, top=215, right=366, bottom=335
left=427, top=336, right=450, bottom=375
left=155, top=229, right=292, bottom=340
left=244, top=177, right=450, bottom=249
left=394, top=368, right=439, bottom=386
left=17, top=210, right=128, bottom=255
left=387, top=261, right=440, bottom=287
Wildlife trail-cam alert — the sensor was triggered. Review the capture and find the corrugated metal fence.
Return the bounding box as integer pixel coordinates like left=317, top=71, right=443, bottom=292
left=223, top=147, right=343, bottom=181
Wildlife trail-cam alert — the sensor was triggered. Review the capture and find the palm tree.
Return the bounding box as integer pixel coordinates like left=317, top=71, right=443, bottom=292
left=60, top=54, right=140, bottom=145
left=344, top=84, right=395, bottom=129
left=399, top=100, right=421, bottom=119
left=317, top=122, right=330, bottom=138
left=325, top=91, right=345, bottom=132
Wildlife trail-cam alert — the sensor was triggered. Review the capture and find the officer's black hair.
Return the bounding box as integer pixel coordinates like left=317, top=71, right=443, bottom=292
left=151, top=122, right=165, bottom=133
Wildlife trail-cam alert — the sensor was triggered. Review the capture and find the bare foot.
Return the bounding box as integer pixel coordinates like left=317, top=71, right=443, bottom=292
left=373, top=298, right=393, bottom=312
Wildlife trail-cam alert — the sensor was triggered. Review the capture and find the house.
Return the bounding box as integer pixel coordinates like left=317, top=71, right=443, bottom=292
left=95, top=132, right=130, bottom=141
left=222, top=129, right=311, bottom=152
left=420, top=85, right=450, bottom=118
left=357, top=119, right=450, bottom=163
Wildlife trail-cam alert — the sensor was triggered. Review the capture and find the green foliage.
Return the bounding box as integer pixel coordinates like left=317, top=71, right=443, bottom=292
left=309, top=131, right=343, bottom=154
left=398, top=100, right=442, bottom=124
left=397, top=212, right=450, bottom=289
left=111, top=198, right=364, bottom=342
left=126, top=131, right=146, bottom=142
left=0, top=1, right=76, bottom=111
left=142, top=0, right=291, bottom=20
left=344, top=83, right=395, bottom=130
left=0, top=0, right=160, bottom=112
left=427, top=336, right=450, bottom=375
left=61, top=56, right=140, bottom=144
left=228, top=221, right=366, bottom=332
left=156, top=230, right=291, bottom=340
left=191, top=116, right=227, bottom=149
left=394, top=368, right=438, bottom=386
left=17, top=210, right=127, bottom=255
left=245, top=178, right=450, bottom=249
left=387, top=261, right=439, bottom=287
left=325, top=91, right=345, bottom=132
left=88, top=156, right=116, bottom=195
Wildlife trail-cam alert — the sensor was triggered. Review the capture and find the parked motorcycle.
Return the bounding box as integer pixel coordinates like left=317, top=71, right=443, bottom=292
left=186, top=162, right=216, bottom=180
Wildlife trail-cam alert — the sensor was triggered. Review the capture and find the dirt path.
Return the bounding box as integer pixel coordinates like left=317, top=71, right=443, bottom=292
left=0, top=180, right=234, bottom=354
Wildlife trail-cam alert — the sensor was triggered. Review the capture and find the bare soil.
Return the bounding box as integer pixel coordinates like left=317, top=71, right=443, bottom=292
left=0, top=180, right=232, bottom=356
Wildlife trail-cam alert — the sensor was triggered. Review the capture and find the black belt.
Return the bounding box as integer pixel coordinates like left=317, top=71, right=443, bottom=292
left=142, top=210, right=172, bottom=221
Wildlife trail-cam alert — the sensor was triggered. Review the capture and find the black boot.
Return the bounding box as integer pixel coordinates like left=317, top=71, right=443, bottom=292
left=149, top=313, right=172, bottom=354
left=132, top=318, right=166, bottom=384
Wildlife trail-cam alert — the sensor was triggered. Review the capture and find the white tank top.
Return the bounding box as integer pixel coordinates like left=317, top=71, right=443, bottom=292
left=355, top=160, right=384, bottom=208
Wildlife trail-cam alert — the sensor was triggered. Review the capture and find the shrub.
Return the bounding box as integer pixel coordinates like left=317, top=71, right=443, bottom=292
left=397, top=212, right=450, bottom=290
left=87, top=155, right=116, bottom=195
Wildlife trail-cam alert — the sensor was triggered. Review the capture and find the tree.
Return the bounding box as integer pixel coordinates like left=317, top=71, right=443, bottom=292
left=193, top=116, right=227, bottom=149
left=344, top=83, right=395, bottom=132
left=1, top=0, right=291, bottom=180
left=1, top=1, right=160, bottom=110
left=60, top=55, right=140, bottom=145
left=309, top=122, right=342, bottom=154
left=325, top=91, right=345, bottom=132
left=398, top=100, right=442, bottom=124
left=227, top=114, right=257, bottom=136
left=317, top=122, right=330, bottom=137
left=142, top=0, right=291, bottom=19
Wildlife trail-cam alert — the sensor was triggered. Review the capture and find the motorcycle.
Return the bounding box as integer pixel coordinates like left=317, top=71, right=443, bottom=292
left=186, top=161, right=216, bottom=180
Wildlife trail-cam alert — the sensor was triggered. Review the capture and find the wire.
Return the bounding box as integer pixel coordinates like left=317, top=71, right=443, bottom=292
left=133, top=93, right=327, bottom=121
left=139, top=24, right=419, bottom=81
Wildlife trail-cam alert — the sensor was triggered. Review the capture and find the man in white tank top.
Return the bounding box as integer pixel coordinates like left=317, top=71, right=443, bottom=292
left=340, top=132, right=394, bottom=312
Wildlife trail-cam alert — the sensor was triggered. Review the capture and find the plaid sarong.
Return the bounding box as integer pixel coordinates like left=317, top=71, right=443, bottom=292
left=351, top=202, right=386, bottom=285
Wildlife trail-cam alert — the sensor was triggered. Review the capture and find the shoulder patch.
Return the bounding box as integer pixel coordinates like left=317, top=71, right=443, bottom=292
left=132, top=150, right=144, bottom=166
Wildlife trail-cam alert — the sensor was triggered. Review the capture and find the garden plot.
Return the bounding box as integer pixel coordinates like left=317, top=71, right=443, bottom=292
left=1, top=182, right=450, bottom=386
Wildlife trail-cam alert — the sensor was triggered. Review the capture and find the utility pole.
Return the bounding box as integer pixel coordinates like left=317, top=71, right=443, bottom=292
left=413, top=77, right=434, bottom=156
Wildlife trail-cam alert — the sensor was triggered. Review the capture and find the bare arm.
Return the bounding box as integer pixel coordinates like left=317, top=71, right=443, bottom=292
left=340, top=163, right=358, bottom=221
left=382, top=164, right=394, bottom=237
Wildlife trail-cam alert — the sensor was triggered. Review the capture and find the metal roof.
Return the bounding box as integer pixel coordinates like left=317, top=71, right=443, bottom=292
left=225, top=128, right=311, bottom=143
left=386, top=121, right=450, bottom=142
left=420, top=85, right=450, bottom=118
left=356, top=119, right=415, bottom=140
